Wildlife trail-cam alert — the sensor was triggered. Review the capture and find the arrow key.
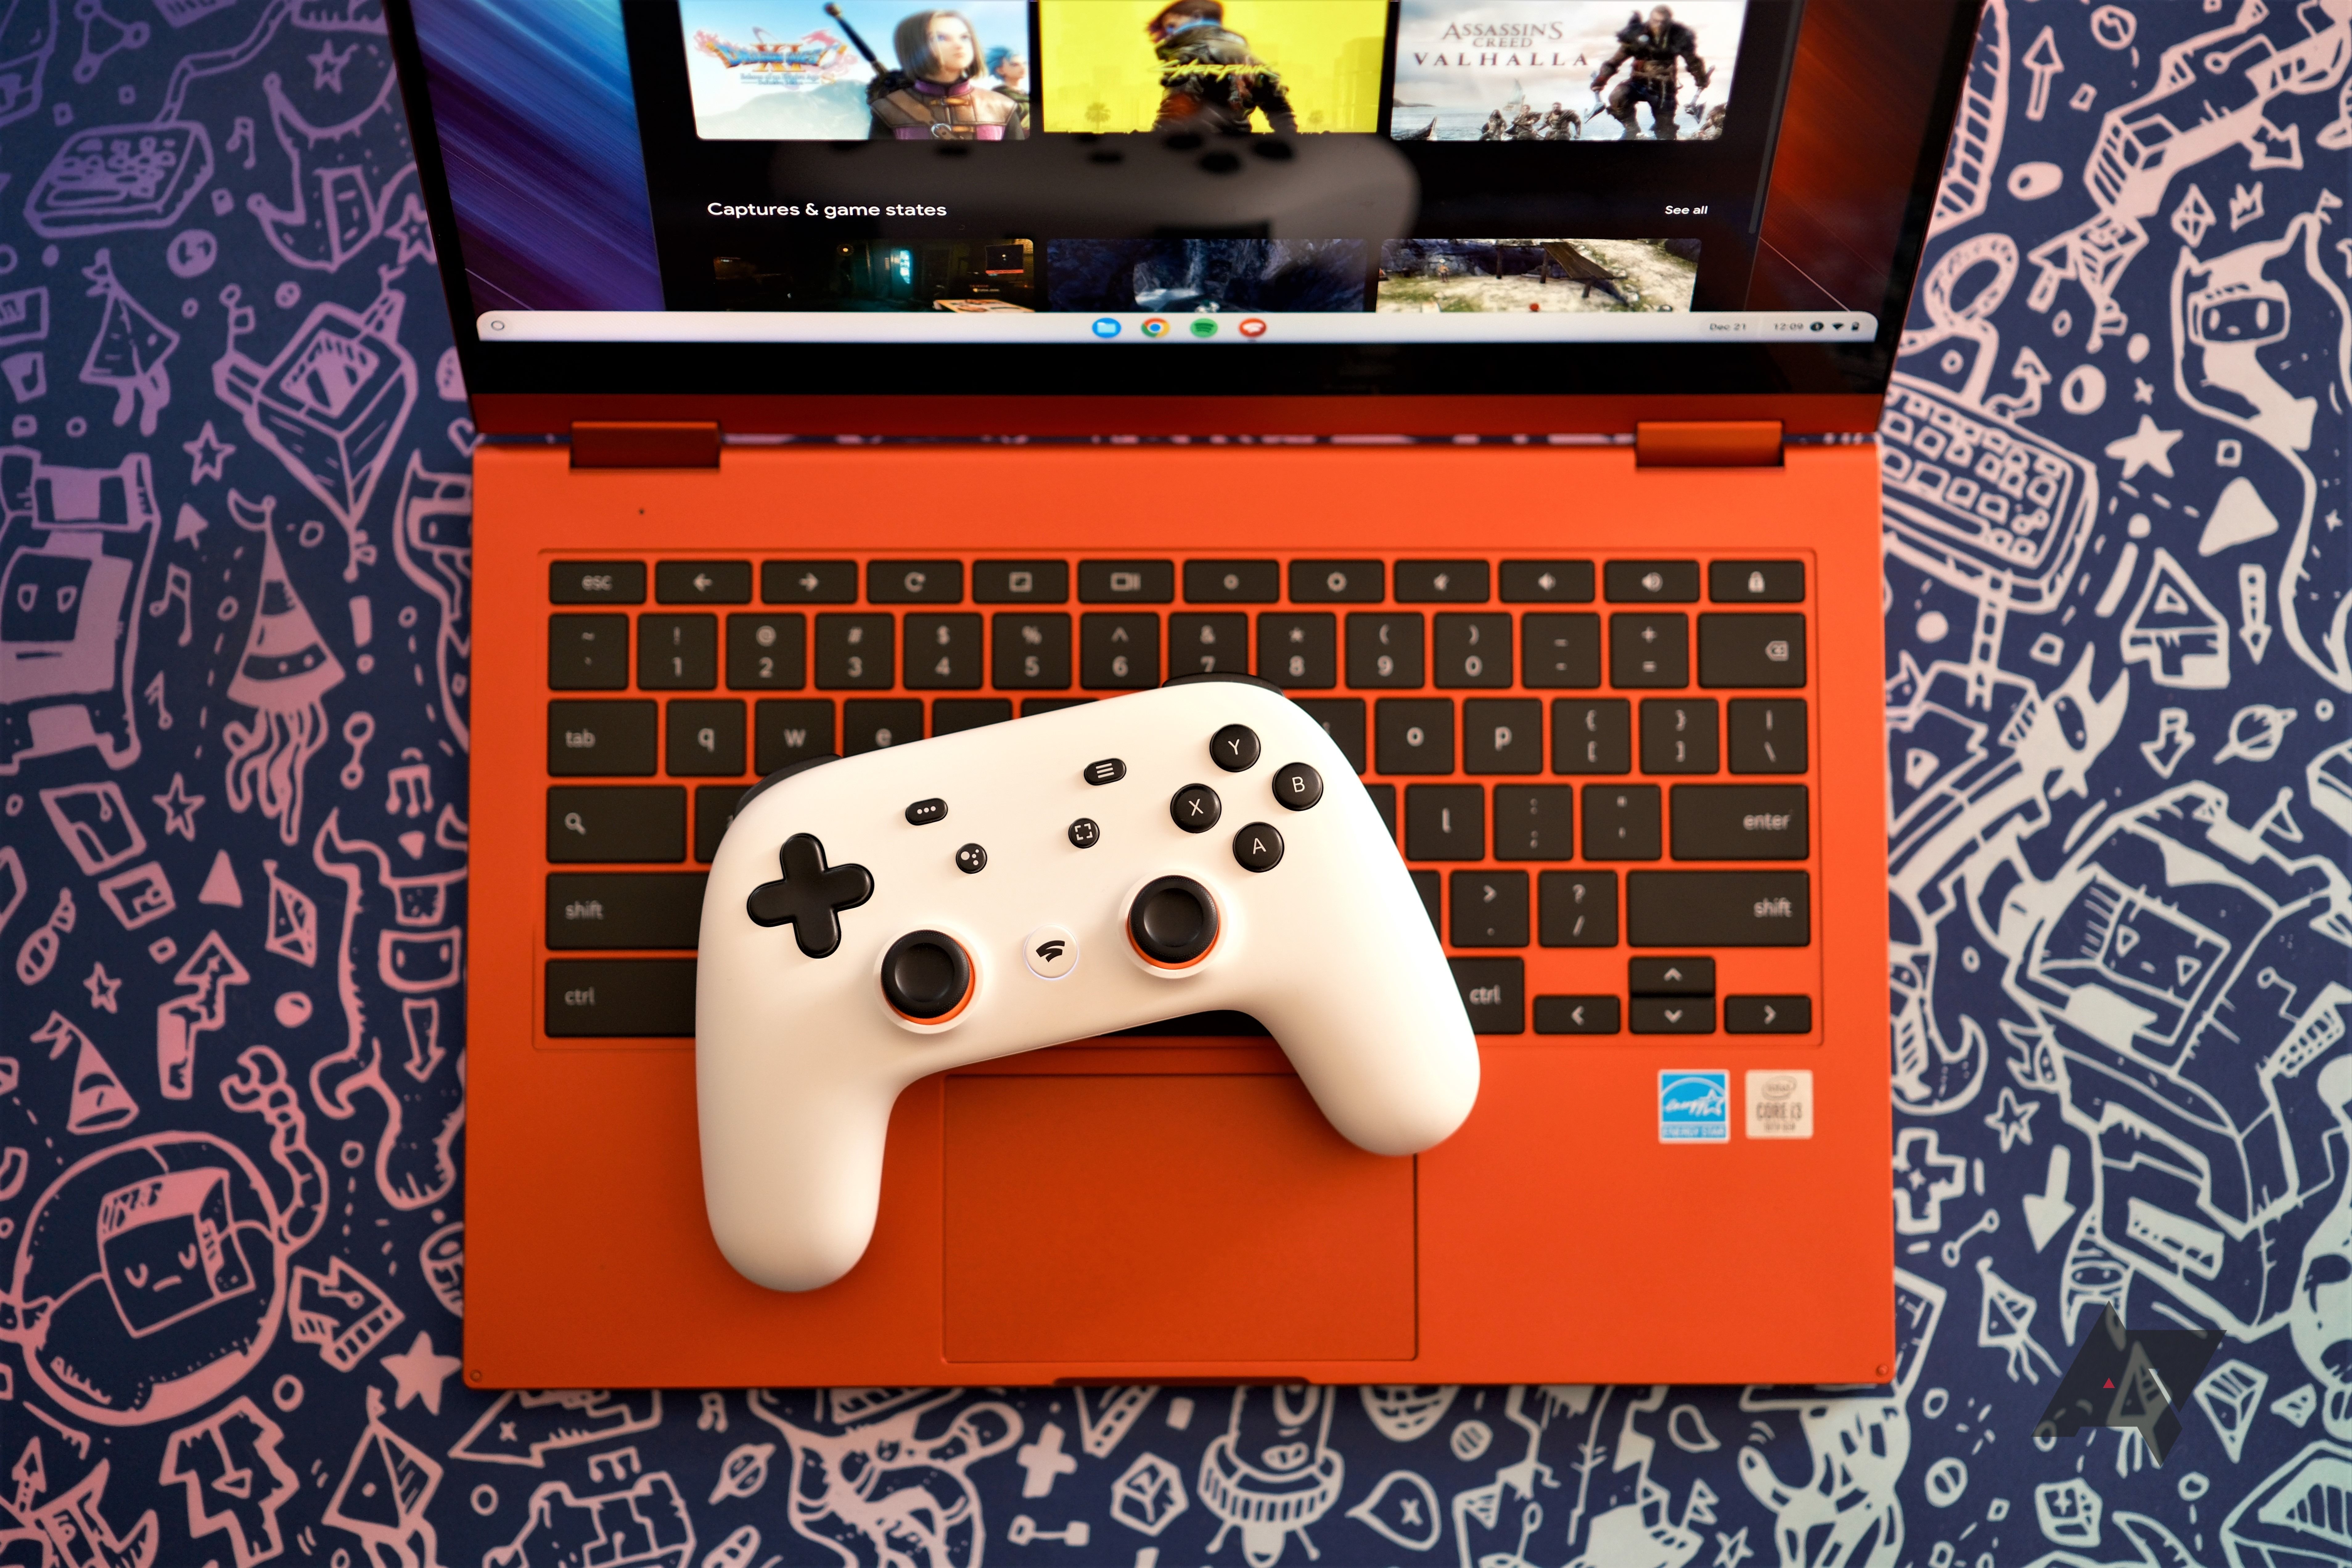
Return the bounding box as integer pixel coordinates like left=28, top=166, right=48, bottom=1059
left=1725, top=995, right=1811, bottom=1034
left=1629, top=956, right=1714, bottom=996
left=1630, top=996, right=1715, bottom=1033
left=761, top=561, right=859, bottom=603
left=655, top=560, right=751, bottom=604
left=1534, top=995, right=1621, bottom=1035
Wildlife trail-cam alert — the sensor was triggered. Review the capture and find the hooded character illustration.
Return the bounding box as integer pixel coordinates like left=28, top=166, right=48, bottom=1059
left=1148, top=0, right=1297, bottom=134
left=1591, top=5, right=1711, bottom=140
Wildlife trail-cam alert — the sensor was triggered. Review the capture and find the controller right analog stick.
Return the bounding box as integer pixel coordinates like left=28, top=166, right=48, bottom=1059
left=881, top=930, right=974, bottom=1021
left=1128, top=876, right=1219, bottom=968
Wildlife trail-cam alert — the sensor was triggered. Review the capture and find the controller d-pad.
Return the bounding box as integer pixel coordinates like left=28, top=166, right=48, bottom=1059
left=747, top=833, right=874, bottom=959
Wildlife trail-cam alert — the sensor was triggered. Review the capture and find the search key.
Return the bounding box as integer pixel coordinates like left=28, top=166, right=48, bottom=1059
left=547, top=786, right=687, bottom=864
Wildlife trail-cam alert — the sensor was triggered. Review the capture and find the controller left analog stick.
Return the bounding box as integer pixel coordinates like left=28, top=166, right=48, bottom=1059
left=880, top=930, right=974, bottom=1021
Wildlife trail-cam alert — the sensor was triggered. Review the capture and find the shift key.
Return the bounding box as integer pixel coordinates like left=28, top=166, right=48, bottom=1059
left=1627, top=872, right=1810, bottom=946
left=548, top=786, right=687, bottom=863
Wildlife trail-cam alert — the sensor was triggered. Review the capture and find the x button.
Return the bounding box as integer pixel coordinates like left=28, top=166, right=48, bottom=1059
left=1170, top=783, right=1222, bottom=834
left=747, top=833, right=874, bottom=958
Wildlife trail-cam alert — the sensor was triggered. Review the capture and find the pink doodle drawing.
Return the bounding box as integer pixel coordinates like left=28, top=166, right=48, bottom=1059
left=0, top=0, right=59, bottom=130
left=77, top=250, right=175, bottom=436
left=220, top=495, right=344, bottom=846
left=390, top=453, right=471, bottom=752
left=154, top=929, right=251, bottom=1098
left=323, top=1385, right=443, bottom=1568
left=159, top=1396, right=300, bottom=1568
left=287, top=1254, right=404, bottom=1371
left=245, top=63, right=424, bottom=272
left=484, top=1471, right=695, bottom=1568
left=16, top=1458, right=159, bottom=1568
left=451, top=1391, right=664, bottom=1468
left=749, top=1389, right=1022, bottom=1568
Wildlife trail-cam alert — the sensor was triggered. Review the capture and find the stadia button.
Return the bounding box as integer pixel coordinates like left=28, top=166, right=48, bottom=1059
left=1023, top=925, right=1079, bottom=979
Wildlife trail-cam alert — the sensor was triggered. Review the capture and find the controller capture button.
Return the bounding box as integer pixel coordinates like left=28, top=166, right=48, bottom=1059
left=745, top=833, right=874, bottom=960
left=881, top=930, right=974, bottom=1021
left=1232, top=822, right=1284, bottom=872
left=1129, top=876, right=1219, bottom=967
left=1084, top=758, right=1127, bottom=786
left=1024, top=925, right=1079, bottom=979
left=1068, top=817, right=1100, bottom=849
left=1211, top=724, right=1261, bottom=772
left=905, top=797, right=948, bottom=825
left=1271, top=762, right=1323, bottom=810
left=955, top=843, right=988, bottom=874
left=1171, top=783, right=1222, bottom=832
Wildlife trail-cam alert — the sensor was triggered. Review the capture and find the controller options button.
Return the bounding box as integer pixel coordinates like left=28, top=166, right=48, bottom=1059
left=1023, top=925, right=1079, bottom=979
left=746, top=833, right=875, bottom=960
left=1068, top=817, right=1100, bottom=849
left=1084, top=757, right=1127, bottom=786
left=1171, top=783, right=1223, bottom=833
left=882, top=930, right=974, bottom=1021
left=1129, top=876, right=1220, bottom=967
left=1211, top=723, right=1261, bottom=772
left=905, top=797, right=948, bottom=826
left=1232, top=822, right=1284, bottom=872
left=956, top=843, right=988, bottom=875
left=1271, top=762, right=1323, bottom=811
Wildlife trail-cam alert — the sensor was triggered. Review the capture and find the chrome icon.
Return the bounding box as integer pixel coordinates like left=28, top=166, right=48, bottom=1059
left=1141, top=318, right=1170, bottom=338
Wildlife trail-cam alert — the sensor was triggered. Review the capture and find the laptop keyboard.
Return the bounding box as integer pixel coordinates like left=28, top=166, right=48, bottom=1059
left=540, top=554, right=1817, bottom=1041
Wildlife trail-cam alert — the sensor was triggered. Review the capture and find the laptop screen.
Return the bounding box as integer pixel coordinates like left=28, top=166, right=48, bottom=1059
left=391, top=0, right=1976, bottom=407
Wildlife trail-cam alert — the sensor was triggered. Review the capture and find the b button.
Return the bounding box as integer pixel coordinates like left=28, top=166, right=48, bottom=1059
left=1271, top=762, right=1323, bottom=810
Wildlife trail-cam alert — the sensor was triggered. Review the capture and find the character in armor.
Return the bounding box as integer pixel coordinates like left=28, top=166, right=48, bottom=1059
left=1148, top=0, right=1297, bottom=135
left=985, top=45, right=1029, bottom=115
left=1478, top=109, right=1506, bottom=140
left=1540, top=102, right=1581, bottom=139
left=1507, top=105, right=1541, bottom=139
left=866, top=10, right=1027, bottom=140
left=1590, top=5, right=1710, bottom=140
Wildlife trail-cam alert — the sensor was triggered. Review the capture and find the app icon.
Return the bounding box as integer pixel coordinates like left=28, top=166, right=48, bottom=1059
left=1238, top=318, right=1268, bottom=339
left=1189, top=317, right=1219, bottom=339
left=1141, top=318, right=1170, bottom=338
left=1091, top=317, right=1121, bottom=339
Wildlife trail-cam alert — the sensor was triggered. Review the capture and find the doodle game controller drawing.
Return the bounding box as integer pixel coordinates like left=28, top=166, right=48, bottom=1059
left=696, top=675, right=1481, bottom=1291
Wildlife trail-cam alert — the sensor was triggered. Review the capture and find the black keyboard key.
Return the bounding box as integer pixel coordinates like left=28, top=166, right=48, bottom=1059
left=1433, top=613, right=1513, bottom=688
left=1640, top=698, right=1718, bottom=774
left=1022, top=697, right=1094, bottom=716
left=1290, top=560, right=1383, bottom=602
left=1535, top=995, right=1619, bottom=1034
left=1729, top=700, right=1808, bottom=774
left=753, top=700, right=835, bottom=772
left=548, top=701, right=656, bottom=776
left=1464, top=699, right=1542, bottom=774
left=1726, top=995, right=1813, bottom=1033
left=991, top=612, right=1073, bottom=688
left=815, top=614, right=894, bottom=688
left=696, top=784, right=749, bottom=860
left=1610, top=613, right=1688, bottom=687
left=638, top=614, right=717, bottom=689
left=726, top=613, right=806, bottom=690
left=1293, top=698, right=1365, bottom=772
left=1523, top=614, right=1601, bottom=688
left=1605, top=560, right=1700, bottom=603
left=1501, top=560, right=1594, bottom=602
left=548, top=786, right=685, bottom=863
left=1629, top=956, right=1714, bottom=995
left=1259, top=613, right=1336, bottom=688
left=1346, top=613, right=1424, bottom=688
left=1366, top=782, right=1397, bottom=840
left=868, top=560, right=962, bottom=603
left=1493, top=784, right=1573, bottom=859
left=844, top=699, right=923, bottom=753
left=1711, top=561, right=1805, bottom=602
left=549, top=614, right=629, bottom=689
left=1626, top=871, right=1810, bottom=946
left=973, top=560, right=1069, bottom=603
left=546, top=959, right=697, bottom=1037
left=1450, top=958, right=1524, bottom=1033
left=1582, top=784, right=1661, bottom=860
left=1538, top=871, right=1617, bottom=946
left=1395, top=560, right=1489, bottom=602
left=905, top=613, right=984, bottom=688
left=1079, top=560, right=1174, bottom=603
left=1080, top=613, right=1159, bottom=688
left=1700, top=614, right=1807, bottom=688
left=934, top=698, right=1012, bottom=734
left=1186, top=560, right=1279, bottom=602
left=1170, top=613, right=1250, bottom=676
left=762, top=560, right=858, bottom=603
left=1631, top=996, right=1714, bottom=1033
left=1405, top=784, right=1483, bottom=859
left=666, top=699, right=745, bottom=776
left=1450, top=870, right=1529, bottom=947
left=1552, top=699, right=1631, bottom=774
left=546, top=873, right=708, bottom=950
left=1377, top=699, right=1454, bottom=774
left=1671, top=785, right=1809, bottom=860
left=1411, top=869, right=1441, bottom=934
left=551, top=560, right=644, bottom=604
left=655, top=560, right=751, bottom=604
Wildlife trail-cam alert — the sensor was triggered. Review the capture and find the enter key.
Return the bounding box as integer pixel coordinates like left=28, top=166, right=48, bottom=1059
left=1669, top=785, right=1809, bottom=860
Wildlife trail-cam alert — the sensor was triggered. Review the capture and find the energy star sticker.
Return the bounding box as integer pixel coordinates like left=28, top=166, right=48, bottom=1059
left=2104, top=416, right=2183, bottom=481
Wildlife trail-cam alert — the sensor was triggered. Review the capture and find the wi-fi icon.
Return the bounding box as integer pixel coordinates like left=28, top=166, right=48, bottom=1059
left=1036, top=940, right=1067, bottom=963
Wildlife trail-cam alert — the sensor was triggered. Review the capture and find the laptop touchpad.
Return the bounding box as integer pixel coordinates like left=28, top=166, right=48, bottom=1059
left=942, top=1074, right=1416, bottom=1363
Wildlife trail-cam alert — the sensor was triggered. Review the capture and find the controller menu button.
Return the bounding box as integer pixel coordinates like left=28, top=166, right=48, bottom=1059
left=1171, top=783, right=1222, bottom=832
left=1211, top=724, right=1261, bottom=772
left=1271, top=762, right=1324, bottom=811
left=905, top=797, right=948, bottom=826
left=1232, top=822, right=1284, bottom=872
left=882, top=930, right=975, bottom=1021
left=1129, top=876, right=1220, bottom=967
left=1084, top=757, right=1127, bottom=786
left=1068, top=817, right=1100, bottom=849
left=955, top=843, right=988, bottom=875
left=746, top=833, right=874, bottom=960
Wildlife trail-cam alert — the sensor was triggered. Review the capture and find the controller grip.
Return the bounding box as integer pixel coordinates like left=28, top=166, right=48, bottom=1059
left=698, top=1038, right=898, bottom=1291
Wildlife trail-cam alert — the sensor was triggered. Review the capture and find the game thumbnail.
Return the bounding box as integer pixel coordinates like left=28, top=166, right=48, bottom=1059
left=1047, top=239, right=1368, bottom=312
left=716, top=237, right=1037, bottom=308
left=1389, top=2, right=1745, bottom=141
left=1041, top=0, right=1387, bottom=134
left=683, top=2, right=1032, bottom=140
left=1376, top=238, right=1698, bottom=310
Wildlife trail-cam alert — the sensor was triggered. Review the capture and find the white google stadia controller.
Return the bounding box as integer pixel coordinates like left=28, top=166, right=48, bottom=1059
left=696, top=675, right=1482, bottom=1291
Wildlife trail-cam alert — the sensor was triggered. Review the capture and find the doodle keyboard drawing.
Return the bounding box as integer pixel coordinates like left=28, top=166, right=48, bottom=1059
left=0, top=3, right=2348, bottom=1566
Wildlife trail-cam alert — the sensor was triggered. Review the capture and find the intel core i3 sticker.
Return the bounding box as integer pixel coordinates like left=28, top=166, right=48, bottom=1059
left=1746, top=1069, right=1814, bottom=1139
left=1659, top=1070, right=1730, bottom=1143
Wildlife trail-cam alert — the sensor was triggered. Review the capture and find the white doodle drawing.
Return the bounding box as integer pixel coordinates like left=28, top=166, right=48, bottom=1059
left=1347, top=1469, right=1441, bottom=1552
left=1361, top=1385, right=1460, bottom=1443
left=1894, top=1127, right=1968, bottom=1231
left=77, top=249, right=175, bottom=436
left=2120, top=549, right=2232, bottom=689
left=323, top=1385, right=443, bottom=1568
left=158, top=1395, right=301, bottom=1568
left=1929, top=0, right=2006, bottom=239
left=2222, top=1440, right=2352, bottom=1568
left=1197, top=1385, right=1346, bottom=1567
left=2214, top=704, right=2298, bottom=764
left=703, top=1524, right=761, bottom=1568
left=451, top=1391, right=664, bottom=1468
left=747, top=1388, right=1021, bottom=1568
left=1074, top=1385, right=1159, bottom=1458
left=1014, top=1422, right=1077, bottom=1498
left=220, top=495, right=344, bottom=845
left=707, top=1443, right=774, bottom=1505
left=1110, top=1452, right=1189, bottom=1538
left=245, top=62, right=425, bottom=272
left=485, top=1470, right=694, bottom=1568
left=2024, top=1144, right=2082, bottom=1251
left=2036, top=1477, right=2104, bottom=1547
left=2195, top=1361, right=2270, bottom=1463
left=154, top=928, right=250, bottom=1098
left=389, top=452, right=470, bottom=752
left=287, top=1253, right=403, bottom=1372
left=2270, top=1385, right=2321, bottom=1431
left=2028, top=1512, right=2216, bottom=1568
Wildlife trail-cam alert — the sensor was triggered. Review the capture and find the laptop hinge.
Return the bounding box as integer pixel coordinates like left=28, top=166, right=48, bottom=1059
left=570, top=421, right=722, bottom=469
left=1634, top=420, right=1784, bottom=468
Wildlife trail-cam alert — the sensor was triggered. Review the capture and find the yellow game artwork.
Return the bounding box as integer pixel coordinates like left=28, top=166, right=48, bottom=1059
left=1042, top=0, right=1389, bottom=134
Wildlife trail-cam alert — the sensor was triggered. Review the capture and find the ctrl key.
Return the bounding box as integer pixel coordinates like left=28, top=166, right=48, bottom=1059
left=546, top=960, right=698, bottom=1037
left=548, top=786, right=687, bottom=863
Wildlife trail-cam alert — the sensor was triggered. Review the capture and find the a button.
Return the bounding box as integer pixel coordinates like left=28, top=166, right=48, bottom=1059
left=906, top=798, right=948, bottom=825
left=1211, top=724, right=1261, bottom=772
left=655, top=560, right=751, bottom=604
left=973, top=560, right=1070, bottom=603
left=745, top=833, right=875, bottom=958
left=868, top=560, right=963, bottom=603
left=1640, top=699, right=1719, bottom=774
left=1079, top=560, right=1175, bottom=602
left=1522, top=614, right=1601, bottom=688
left=1552, top=699, right=1632, bottom=774
left=1727, top=995, right=1812, bottom=1033
left=1170, top=613, right=1251, bottom=676
left=695, top=784, right=748, bottom=861
left=1184, top=560, right=1279, bottom=603
left=955, top=843, right=987, bottom=874
left=1605, top=560, right=1700, bottom=602
left=1631, top=996, right=1715, bottom=1033
left=1368, top=782, right=1397, bottom=840
left=1465, top=699, right=1543, bottom=774
left=1171, top=783, right=1221, bottom=832
left=1376, top=698, right=1454, bottom=774
left=1024, top=925, right=1079, bottom=979
left=548, top=614, right=630, bottom=689
left=933, top=699, right=1011, bottom=734
left=881, top=930, right=973, bottom=1020
left=1728, top=700, right=1808, bottom=774
left=905, top=614, right=984, bottom=689
left=1501, top=560, right=1594, bottom=602
left=1068, top=817, right=1100, bottom=849
left=1412, top=869, right=1441, bottom=933
left=1345, top=614, right=1425, bottom=687
left=1080, top=613, right=1159, bottom=688
left=665, top=699, right=745, bottom=776
left=1450, top=870, right=1529, bottom=946
left=1259, top=613, right=1336, bottom=688
left=1084, top=757, right=1126, bottom=786
left=545, top=959, right=696, bottom=1036
left=544, top=873, right=708, bottom=950
left=1535, top=995, right=1620, bottom=1035
left=815, top=614, right=895, bottom=688
left=1449, top=958, right=1524, bottom=1034
left=1405, top=784, right=1483, bottom=860
left=1581, top=785, right=1661, bottom=860
left=638, top=615, right=718, bottom=688
left=753, top=700, right=835, bottom=772
left=1630, top=957, right=1716, bottom=995
left=1699, top=614, right=1808, bottom=688
left=1394, top=560, right=1490, bottom=602
left=1292, top=700, right=1364, bottom=772
left=761, top=560, right=856, bottom=603
left=548, top=701, right=657, bottom=776
left=1289, top=560, right=1383, bottom=603
left=1538, top=871, right=1617, bottom=946
left=1270, top=761, right=1322, bottom=810
left=843, top=699, right=922, bottom=754
left=725, top=614, right=807, bottom=690
left=1625, top=871, right=1810, bottom=946
left=1231, top=822, right=1283, bottom=872
left=992, top=613, right=1073, bottom=688
left=1129, top=876, right=1219, bottom=967
left=551, top=560, right=645, bottom=604
left=1494, top=784, right=1573, bottom=859
left=1434, top=614, right=1513, bottom=688
left=1710, top=561, right=1805, bottom=603
left=547, top=786, right=685, bottom=863
left=1610, top=613, right=1689, bottom=687
left=1670, top=785, right=1809, bottom=860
